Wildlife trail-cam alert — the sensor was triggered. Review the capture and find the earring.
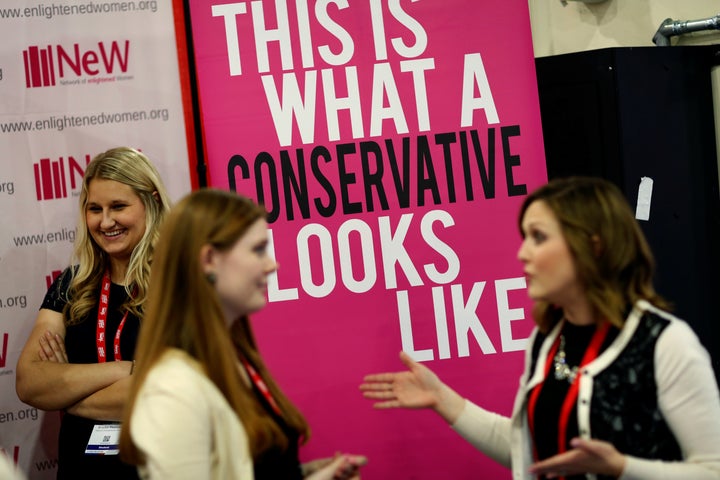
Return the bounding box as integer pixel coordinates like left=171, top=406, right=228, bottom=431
left=205, top=272, right=217, bottom=285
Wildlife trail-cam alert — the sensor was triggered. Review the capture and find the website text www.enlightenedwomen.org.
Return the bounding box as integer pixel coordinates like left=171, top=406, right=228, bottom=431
left=0, top=1, right=158, bottom=20
left=0, top=108, right=170, bottom=134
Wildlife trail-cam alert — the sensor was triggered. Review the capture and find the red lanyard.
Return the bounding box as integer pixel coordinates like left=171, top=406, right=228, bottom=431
left=527, top=337, right=560, bottom=457
left=527, top=322, right=611, bottom=478
left=241, top=359, right=282, bottom=416
left=96, top=270, right=130, bottom=363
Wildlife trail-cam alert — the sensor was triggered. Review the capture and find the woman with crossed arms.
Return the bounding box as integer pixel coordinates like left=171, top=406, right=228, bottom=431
left=16, top=147, right=171, bottom=479
left=361, top=176, right=720, bottom=479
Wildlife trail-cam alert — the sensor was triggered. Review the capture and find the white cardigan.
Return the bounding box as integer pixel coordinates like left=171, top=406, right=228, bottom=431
left=451, top=300, right=720, bottom=480
left=130, top=349, right=254, bottom=480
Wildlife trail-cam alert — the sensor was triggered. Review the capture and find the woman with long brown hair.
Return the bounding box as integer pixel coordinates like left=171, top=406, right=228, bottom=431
left=120, top=188, right=366, bottom=479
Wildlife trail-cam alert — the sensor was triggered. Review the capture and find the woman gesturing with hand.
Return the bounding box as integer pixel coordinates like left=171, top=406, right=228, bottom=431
left=360, top=177, right=720, bottom=480
left=361, top=351, right=465, bottom=423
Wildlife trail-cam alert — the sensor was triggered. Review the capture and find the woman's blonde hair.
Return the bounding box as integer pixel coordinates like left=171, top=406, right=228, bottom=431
left=120, top=188, right=310, bottom=465
left=67, top=147, right=170, bottom=324
left=518, top=176, right=669, bottom=332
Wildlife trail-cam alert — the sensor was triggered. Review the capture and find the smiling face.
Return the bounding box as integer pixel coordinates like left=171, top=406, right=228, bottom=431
left=517, top=200, right=583, bottom=308
left=85, top=178, right=147, bottom=267
left=206, top=218, right=278, bottom=322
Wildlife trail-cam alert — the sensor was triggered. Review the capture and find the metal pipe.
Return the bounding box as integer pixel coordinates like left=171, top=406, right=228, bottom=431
left=653, top=14, right=720, bottom=46
left=559, top=0, right=608, bottom=5
left=711, top=65, right=720, bottom=200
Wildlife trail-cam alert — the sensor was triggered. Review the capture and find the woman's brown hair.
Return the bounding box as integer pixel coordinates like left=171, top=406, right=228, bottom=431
left=120, top=188, right=309, bottom=464
left=518, top=176, right=669, bottom=332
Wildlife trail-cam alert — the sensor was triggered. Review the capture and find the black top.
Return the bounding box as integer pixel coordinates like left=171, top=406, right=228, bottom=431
left=530, top=322, right=618, bottom=480
left=41, top=267, right=140, bottom=480
left=247, top=362, right=303, bottom=480
left=528, top=312, right=683, bottom=480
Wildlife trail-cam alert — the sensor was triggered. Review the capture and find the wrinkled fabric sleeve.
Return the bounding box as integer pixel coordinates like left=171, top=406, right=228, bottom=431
left=131, top=361, right=214, bottom=479
left=451, top=400, right=513, bottom=468
left=40, top=266, right=73, bottom=312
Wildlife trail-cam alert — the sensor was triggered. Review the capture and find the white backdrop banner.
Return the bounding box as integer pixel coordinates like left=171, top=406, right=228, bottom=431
left=0, top=2, right=192, bottom=478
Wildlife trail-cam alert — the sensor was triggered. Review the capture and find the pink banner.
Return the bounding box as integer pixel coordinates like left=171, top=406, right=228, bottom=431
left=188, top=1, right=546, bottom=477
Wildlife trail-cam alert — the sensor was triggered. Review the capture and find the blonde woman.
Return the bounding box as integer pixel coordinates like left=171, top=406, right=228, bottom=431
left=16, top=147, right=171, bottom=479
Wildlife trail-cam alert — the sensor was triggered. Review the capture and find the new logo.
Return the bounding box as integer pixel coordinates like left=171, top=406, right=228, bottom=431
left=33, top=154, right=91, bottom=201
left=23, top=40, right=130, bottom=88
left=46, top=270, right=62, bottom=290
left=0, top=332, right=8, bottom=369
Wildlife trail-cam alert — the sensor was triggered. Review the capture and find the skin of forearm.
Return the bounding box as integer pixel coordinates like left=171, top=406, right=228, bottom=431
left=66, top=375, right=133, bottom=421
left=433, top=384, right=467, bottom=424
left=16, top=360, right=131, bottom=411
left=300, top=458, right=332, bottom=477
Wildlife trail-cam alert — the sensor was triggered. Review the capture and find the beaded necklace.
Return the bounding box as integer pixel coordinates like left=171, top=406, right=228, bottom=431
left=553, top=334, right=578, bottom=383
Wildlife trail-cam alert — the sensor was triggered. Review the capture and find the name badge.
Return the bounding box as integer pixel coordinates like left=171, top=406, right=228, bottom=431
left=85, top=423, right=121, bottom=455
